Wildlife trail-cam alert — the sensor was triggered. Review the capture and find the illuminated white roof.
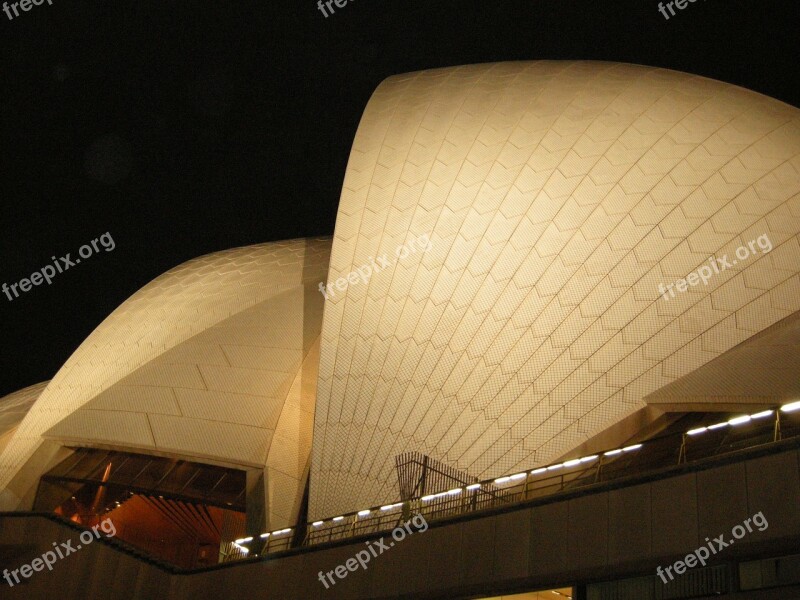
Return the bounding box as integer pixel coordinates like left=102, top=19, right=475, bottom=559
left=0, top=238, right=330, bottom=527
left=310, top=61, right=800, bottom=518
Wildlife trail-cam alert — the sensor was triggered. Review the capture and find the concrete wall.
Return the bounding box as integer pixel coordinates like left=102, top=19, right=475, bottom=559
left=0, top=515, right=174, bottom=598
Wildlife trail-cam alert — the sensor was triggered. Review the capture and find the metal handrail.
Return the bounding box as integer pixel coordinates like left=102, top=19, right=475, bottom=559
left=228, top=406, right=800, bottom=561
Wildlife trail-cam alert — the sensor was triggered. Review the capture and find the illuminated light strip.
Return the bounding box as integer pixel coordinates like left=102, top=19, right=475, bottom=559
left=332, top=516, right=344, bottom=522
left=422, top=491, right=452, bottom=500
left=272, top=528, right=291, bottom=536
left=420, top=492, right=447, bottom=502
left=604, top=449, right=622, bottom=456
left=623, top=444, right=642, bottom=452
left=529, top=455, right=597, bottom=478
left=509, top=472, right=526, bottom=481
left=782, top=400, right=800, bottom=413
left=260, top=532, right=270, bottom=539
left=494, top=476, right=511, bottom=485
left=687, top=407, right=778, bottom=437
left=380, top=503, right=402, bottom=511
left=234, top=537, right=253, bottom=544
left=311, top=521, right=323, bottom=527
left=399, top=487, right=464, bottom=504
left=357, top=510, right=370, bottom=517
left=466, top=483, right=481, bottom=491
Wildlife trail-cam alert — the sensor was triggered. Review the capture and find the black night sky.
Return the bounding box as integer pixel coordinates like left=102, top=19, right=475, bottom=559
left=1, top=0, right=798, bottom=397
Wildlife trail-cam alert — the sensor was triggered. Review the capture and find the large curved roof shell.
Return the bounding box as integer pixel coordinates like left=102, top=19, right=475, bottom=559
left=0, top=238, right=331, bottom=526
left=310, top=61, right=800, bottom=518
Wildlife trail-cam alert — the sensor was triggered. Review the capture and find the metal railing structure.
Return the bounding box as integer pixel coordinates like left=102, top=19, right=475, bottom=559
left=228, top=401, right=800, bottom=561
left=396, top=451, right=485, bottom=500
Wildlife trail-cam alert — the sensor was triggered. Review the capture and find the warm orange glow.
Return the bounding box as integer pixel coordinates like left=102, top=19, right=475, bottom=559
left=46, top=482, right=244, bottom=568
left=90, top=462, right=112, bottom=513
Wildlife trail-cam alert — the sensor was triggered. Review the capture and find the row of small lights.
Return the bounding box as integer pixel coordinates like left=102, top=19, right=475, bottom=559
left=233, top=527, right=293, bottom=553
left=686, top=401, right=800, bottom=437
left=303, top=444, right=646, bottom=530
left=308, top=502, right=405, bottom=530
left=242, top=402, right=798, bottom=543
left=493, top=443, right=645, bottom=486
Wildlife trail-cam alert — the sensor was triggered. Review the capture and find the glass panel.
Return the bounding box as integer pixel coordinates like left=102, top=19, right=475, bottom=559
left=108, top=454, right=148, bottom=485
left=84, top=455, right=115, bottom=482
left=130, top=457, right=177, bottom=490
left=45, top=450, right=85, bottom=478
left=34, top=479, right=81, bottom=512
left=40, top=449, right=246, bottom=509
left=70, top=449, right=113, bottom=481
left=182, top=466, right=224, bottom=499
left=208, top=471, right=246, bottom=507
left=158, top=461, right=197, bottom=495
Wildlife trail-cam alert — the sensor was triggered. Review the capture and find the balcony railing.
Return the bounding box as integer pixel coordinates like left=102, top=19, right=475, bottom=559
left=227, top=402, right=800, bottom=561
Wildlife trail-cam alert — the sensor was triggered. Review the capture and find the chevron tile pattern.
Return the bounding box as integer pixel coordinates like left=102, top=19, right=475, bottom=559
left=310, top=61, right=800, bottom=519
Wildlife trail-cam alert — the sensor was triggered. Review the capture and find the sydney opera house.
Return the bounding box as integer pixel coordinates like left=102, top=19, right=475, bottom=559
left=2, top=61, right=800, bottom=599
